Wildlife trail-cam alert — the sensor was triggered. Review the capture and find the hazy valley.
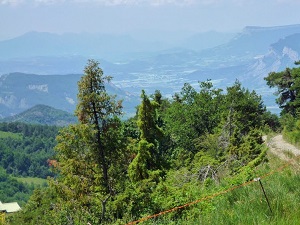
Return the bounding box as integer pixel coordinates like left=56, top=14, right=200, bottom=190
left=1, top=24, right=300, bottom=118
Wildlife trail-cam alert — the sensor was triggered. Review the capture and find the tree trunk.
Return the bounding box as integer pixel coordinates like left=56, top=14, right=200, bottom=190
left=92, top=101, right=110, bottom=194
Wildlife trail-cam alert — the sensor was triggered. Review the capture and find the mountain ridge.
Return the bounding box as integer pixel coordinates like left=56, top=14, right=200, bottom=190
left=0, top=104, right=77, bottom=126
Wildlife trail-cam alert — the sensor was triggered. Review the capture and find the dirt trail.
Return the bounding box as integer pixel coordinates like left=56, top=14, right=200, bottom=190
left=265, top=134, right=300, bottom=161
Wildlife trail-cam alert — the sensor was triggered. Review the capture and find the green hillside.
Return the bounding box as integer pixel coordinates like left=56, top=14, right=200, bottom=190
left=1, top=104, right=77, bottom=126
left=0, top=122, right=59, bottom=178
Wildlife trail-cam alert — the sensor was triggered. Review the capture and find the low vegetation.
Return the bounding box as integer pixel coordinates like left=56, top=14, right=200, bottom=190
left=15, top=177, right=47, bottom=187
left=143, top=153, right=300, bottom=225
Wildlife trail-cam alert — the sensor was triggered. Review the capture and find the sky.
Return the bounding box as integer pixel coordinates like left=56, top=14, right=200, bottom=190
left=0, top=0, right=300, bottom=41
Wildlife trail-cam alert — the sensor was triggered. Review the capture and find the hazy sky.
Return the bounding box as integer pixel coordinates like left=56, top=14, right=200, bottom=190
left=1, top=0, right=300, bottom=40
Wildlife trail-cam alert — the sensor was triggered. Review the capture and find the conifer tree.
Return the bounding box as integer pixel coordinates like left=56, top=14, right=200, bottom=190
left=128, top=90, right=163, bottom=182
left=53, top=59, right=125, bottom=222
left=75, top=59, right=123, bottom=194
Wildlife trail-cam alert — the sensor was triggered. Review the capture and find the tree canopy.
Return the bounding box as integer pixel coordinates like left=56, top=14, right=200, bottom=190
left=265, top=61, right=300, bottom=116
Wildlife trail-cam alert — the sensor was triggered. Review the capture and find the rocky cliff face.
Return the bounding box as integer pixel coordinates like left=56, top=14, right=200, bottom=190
left=245, top=33, right=300, bottom=85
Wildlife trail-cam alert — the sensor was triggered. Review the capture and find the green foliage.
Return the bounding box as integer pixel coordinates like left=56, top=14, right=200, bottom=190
left=53, top=123, right=128, bottom=223
left=8, top=187, right=57, bottom=225
left=193, top=133, right=221, bottom=159
left=0, top=122, right=59, bottom=178
left=280, top=107, right=300, bottom=146
left=0, top=167, right=34, bottom=206
left=164, top=81, right=224, bottom=153
left=225, top=81, right=266, bottom=137
left=265, top=61, right=300, bottom=116
left=282, top=116, right=300, bottom=145
left=44, top=60, right=129, bottom=223
left=262, top=111, right=281, bottom=132
left=264, top=62, right=300, bottom=146
left=128, top=140, right=153, bottom=181
left=9, top=62, right=273, bottom=224
left=137, top=156, right=300, bottom=225
left=191, top=151, right=219, bottom=169
left=228, top=130, right=263, bottom=160
left=75, top=59, right=124, bottom=196
left=169, top=147, right=193, bottom=169
left=0, top=130, right=22, bottom=139
left=137, top=90, right=163, bottom=144
left=128, top=90, right=165, bottom=182
left=15, top=177, right=47, bottom=187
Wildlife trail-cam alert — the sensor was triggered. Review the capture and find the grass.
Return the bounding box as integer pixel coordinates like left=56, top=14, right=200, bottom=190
left=15, top=177, right=47, bottom=187
left=139, top=152, right=300, bottom=225
left=0, top=131, right=22, bottom=139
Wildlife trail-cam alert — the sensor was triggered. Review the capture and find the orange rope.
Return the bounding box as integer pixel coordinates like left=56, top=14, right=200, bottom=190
left=125, top=157, right=298, bottom=225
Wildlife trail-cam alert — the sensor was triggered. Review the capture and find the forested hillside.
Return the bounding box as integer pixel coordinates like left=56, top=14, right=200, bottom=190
left=0, top=167, right=36, bottom=207
left=0, top=122, right=59, bottom=209
left=0, top=122, right=59, bottom=178
left=6, top=59, right=292, bottom=225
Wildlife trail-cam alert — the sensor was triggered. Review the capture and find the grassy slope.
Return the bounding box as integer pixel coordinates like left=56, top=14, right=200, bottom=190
left=15, top=177, right=48, bottom=187
left=140, top=152, right=300, bottom=225
left=0, top=130, right=22, bottom=139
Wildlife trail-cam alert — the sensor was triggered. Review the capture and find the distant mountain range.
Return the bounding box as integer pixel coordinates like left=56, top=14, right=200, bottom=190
left=0, top=24, right=300, bottom=117
left=0, top=31, right=234, bottom=62
left=201, top=25, right=300, bottom=60
left=188, top=26, right=300, bottom=85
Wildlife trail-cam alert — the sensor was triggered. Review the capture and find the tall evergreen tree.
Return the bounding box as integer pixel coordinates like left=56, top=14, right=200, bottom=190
left=128, top=90, right=163, bottom=182
left=51, top=60, right=126, bottom=222
left=75, top=59, right=123, bottom=194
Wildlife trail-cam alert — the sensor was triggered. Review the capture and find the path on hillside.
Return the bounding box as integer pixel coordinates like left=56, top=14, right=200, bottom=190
left=265, top=134, right=300, bottom=161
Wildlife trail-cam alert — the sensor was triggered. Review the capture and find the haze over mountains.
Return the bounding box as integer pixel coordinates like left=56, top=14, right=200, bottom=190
left=1, top=24, right=300, bottom=118
left=0, top=72, right=138, bottom=119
